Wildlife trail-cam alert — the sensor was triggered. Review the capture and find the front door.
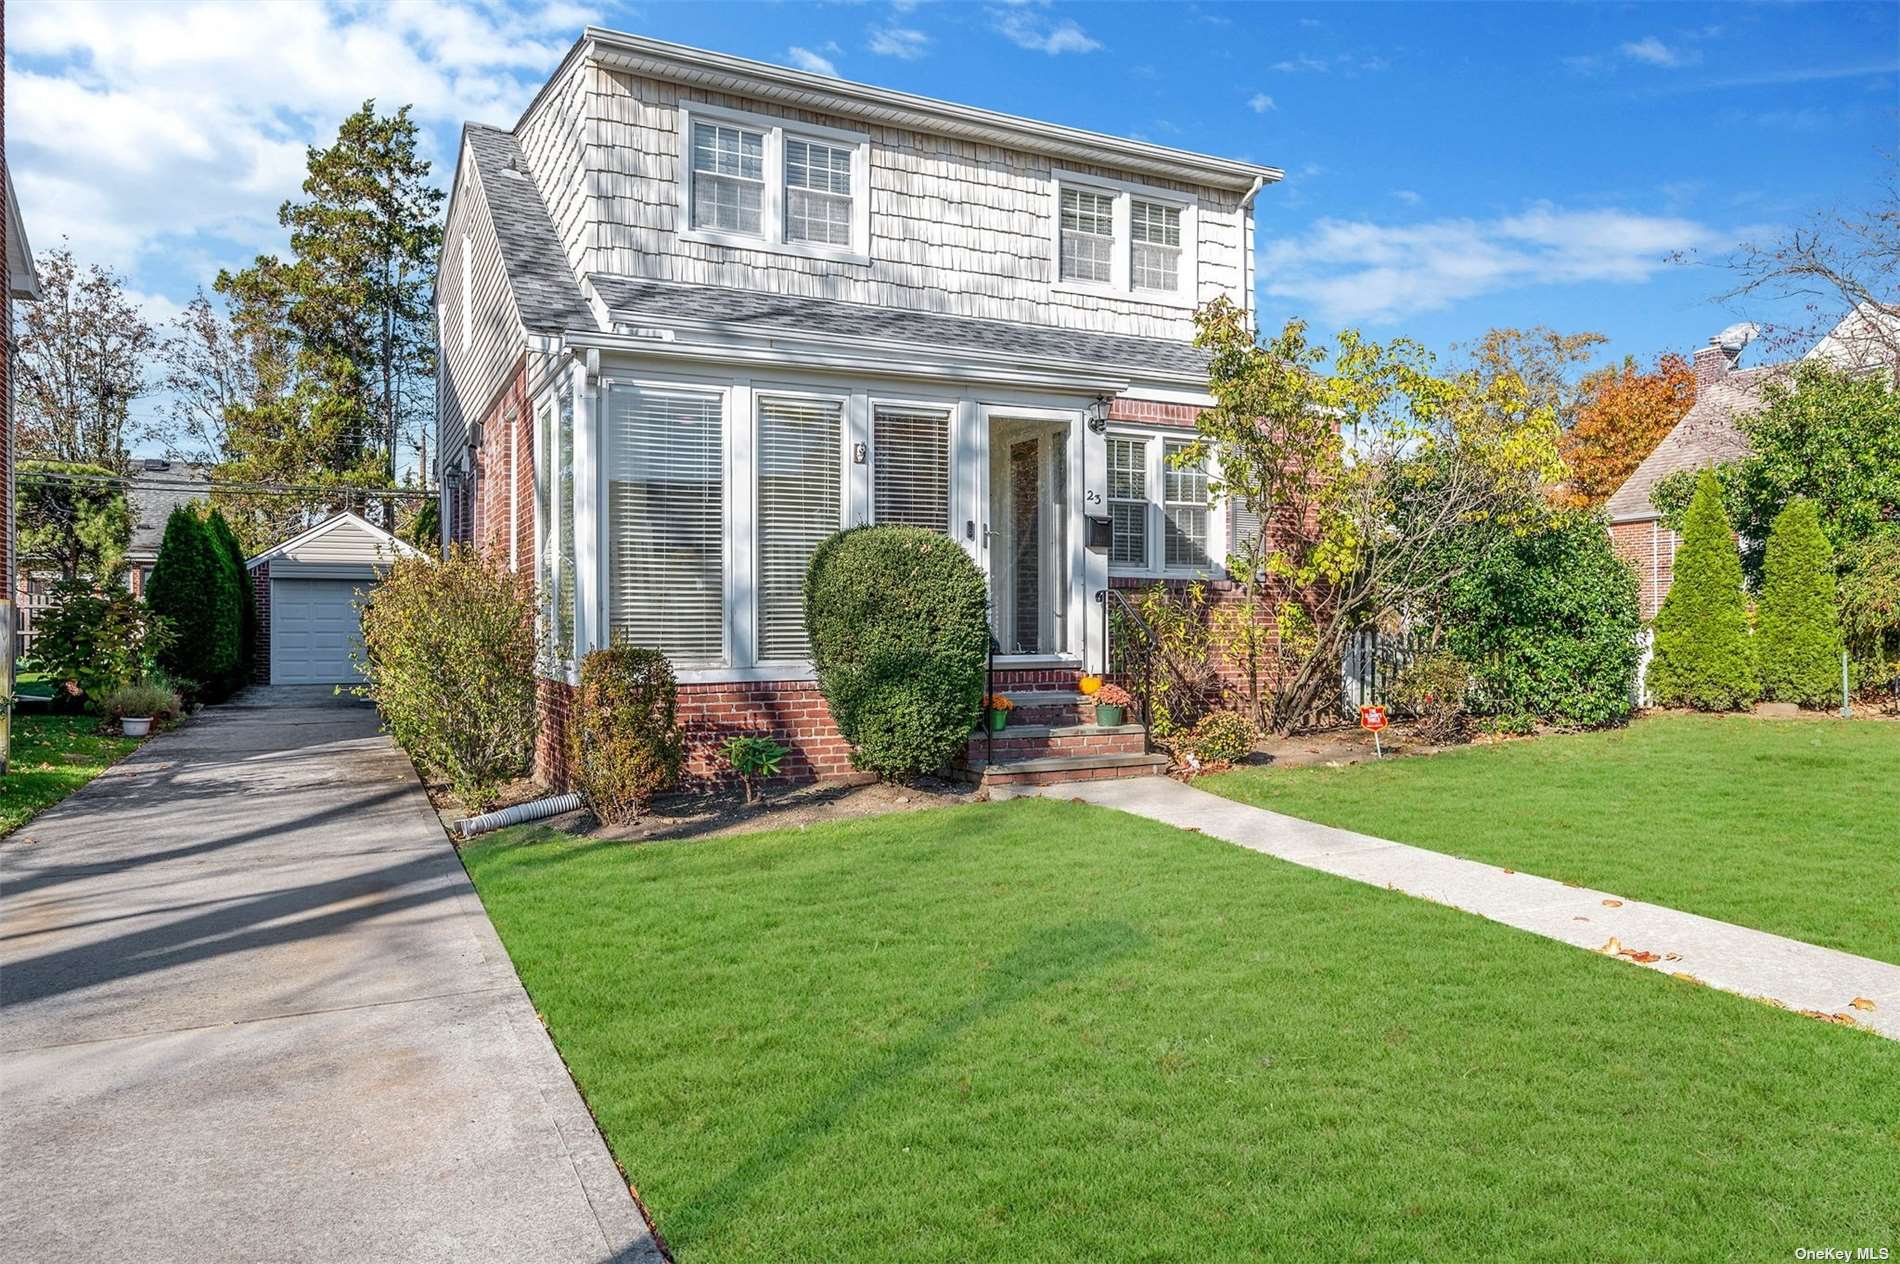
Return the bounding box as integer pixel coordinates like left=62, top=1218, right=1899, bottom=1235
left=985, top=417, right=1071, bottom=655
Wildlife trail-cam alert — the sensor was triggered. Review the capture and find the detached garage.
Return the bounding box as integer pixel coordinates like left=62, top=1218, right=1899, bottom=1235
left=246, top=513, right=421, bottom=686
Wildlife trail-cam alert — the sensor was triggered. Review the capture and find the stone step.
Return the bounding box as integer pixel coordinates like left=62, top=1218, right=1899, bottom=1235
left=962, top=752, right=1171, bottom=788
left=966, top=722, right=1147, bottom=765
left=998, top=690, right=1104, bottom=726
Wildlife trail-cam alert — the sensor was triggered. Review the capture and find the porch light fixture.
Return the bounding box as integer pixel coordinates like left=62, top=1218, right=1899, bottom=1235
left=1087, top=395, right=1113, bottom=435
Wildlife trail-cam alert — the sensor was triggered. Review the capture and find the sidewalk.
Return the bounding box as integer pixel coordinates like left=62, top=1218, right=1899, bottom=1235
left=1011, top=776, right=1900, bottom=1040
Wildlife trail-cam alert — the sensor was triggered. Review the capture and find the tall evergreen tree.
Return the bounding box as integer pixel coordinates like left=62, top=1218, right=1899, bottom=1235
left=204, top=509, right=259, bottom=692
left=1649, top=471, right=1759, bottom=710
left=1756, top=498, right=1844, bottom=706
left=146, top=508, right=241, bottom=702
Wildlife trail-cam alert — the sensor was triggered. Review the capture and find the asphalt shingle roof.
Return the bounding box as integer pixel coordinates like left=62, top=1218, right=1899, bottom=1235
left=1603, top=368, right=1769, bottom=522
left=463, top=125, right=594, bottom=334
left=126, top=463, right=213, bottom=561
left=587, top=275, right=1212, bottom=378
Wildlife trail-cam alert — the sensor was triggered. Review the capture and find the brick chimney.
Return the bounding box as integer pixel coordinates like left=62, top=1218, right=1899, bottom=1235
left=1693, top=338, right=1738, bottom=388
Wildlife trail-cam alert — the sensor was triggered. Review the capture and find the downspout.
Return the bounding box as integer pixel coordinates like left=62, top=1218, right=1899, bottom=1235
left=1239, top=175, right=1265, bottom=324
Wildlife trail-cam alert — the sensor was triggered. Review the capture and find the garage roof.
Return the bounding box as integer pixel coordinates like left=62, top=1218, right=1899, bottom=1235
left=246, top=512, right=422, bottom=570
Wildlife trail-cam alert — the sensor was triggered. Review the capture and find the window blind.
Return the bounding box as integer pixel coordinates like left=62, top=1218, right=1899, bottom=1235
left=606, top=387, right=725, bottom=661
left=1163, top=440, right=1210, bottom=569
left=1107, top=436, right=1148, bottom=568
left=873, top=408, right=950, bottom=532
left=1060, top=187, right=1115, bottom=283
left=757, top=398, right=842, bottom=660
left=556, top=392, right=576, bottom=659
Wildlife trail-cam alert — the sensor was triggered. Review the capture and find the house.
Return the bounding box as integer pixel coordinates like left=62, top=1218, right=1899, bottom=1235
left=5, top=162, right=43, bottom=774
left=1606, top=306, right=1898, bottom=619
left=435, top=28, right=1280, bottom=787
left=246, top=512, right=420, bottom=686
left=123, top=459, right=214, bottom=596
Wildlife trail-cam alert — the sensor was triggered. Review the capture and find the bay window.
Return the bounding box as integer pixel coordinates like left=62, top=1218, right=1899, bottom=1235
left=605, top=386, right=725, bottom=663
left=756, top=397, right=843, bottom=660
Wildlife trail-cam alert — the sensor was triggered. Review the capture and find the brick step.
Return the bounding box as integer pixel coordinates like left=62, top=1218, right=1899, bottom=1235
left=965, top=722, right=1147, bottom=764
left=961, top=752, right=1171, bottom=788
left=998, top=690, right=1110, bottom=727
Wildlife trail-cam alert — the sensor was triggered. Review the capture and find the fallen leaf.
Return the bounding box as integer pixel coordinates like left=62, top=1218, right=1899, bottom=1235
left=1799, top=1009, right=1858, bottom=1027
left=1671, top=972, right=1702, bottom=984
left=1849, top=997, right=1877, bottom=1012
left=1619, top=949, right=1662, bottom=964
left=1663, top=953, right=1682, bottom=962
left=1601, top=899, right=1622, bottom=908
left=1598, top=936, right=1622, bottom=956
left=1501, top=868, right=1514, bottom=875
left=1563, top=880, right=1582, bottom=889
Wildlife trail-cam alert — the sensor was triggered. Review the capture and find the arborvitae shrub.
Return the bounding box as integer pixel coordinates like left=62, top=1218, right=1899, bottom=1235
left=1756, top=497, right=1843, bottom=706
left=204, top=508, right=257, bottom=692
left=569, top=645, right=683, bottom=824
left=806, top=525, right=989, bottom=779
left=1648, top=471, right=1758, bottom=710
left=145, top=507, right=241, bottom=702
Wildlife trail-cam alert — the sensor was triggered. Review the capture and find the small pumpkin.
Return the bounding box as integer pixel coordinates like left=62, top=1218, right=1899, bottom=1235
left=1078, top=674, right=1103, bottom=696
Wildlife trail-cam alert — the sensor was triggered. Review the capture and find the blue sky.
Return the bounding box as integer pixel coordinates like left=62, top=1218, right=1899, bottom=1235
left=7, top=0, right=1895, bottom=425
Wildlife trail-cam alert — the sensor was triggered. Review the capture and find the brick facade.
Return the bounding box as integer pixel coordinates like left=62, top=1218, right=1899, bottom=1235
left=1609, top=519, right=1678, bottom=622
left=473, top=358, right=533, bottom=570
left=251, top=561, right=272, bottom=683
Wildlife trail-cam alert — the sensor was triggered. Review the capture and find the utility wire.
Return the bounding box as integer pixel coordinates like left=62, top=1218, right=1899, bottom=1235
left=16, top=468, right=433, bottom=501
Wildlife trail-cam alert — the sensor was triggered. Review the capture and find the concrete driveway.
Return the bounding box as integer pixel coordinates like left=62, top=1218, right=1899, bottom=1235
left=1, top=687, right=661, bottom=1263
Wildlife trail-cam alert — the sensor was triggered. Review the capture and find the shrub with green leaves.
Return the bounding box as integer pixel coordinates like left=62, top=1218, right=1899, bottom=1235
left=570, top=645, right=683, bottom=824
left=1756, top=498, right=1844, bottom=706
left=1838, top=533, right=1900, bottom=700
left=357, top=546, right=539, bottom=810
left=1181, top=711, right=1254, bottom=767
left=204, top=508, right=257, bottom=692
left=145, top=506, right=242, bottom=702
left=1648, top=472, right=1758, bottom=711
left=724, top=734, right=788, bottom=804
left=1392, top=648, right=1472, bottom=744
left=1439, top=514, right=1641, bottom=729
left=99, top=681, right=183, bottom=721
left=806, top=525, right=989, bottom=780
left=26, top=580, right=173, bottom=709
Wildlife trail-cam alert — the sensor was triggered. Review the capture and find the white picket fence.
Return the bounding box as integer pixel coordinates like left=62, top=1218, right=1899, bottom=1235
left=1342, top=625, right=1656, bottom=718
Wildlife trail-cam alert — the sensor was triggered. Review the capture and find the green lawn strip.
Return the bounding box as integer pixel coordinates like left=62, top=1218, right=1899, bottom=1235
left=1202, top=714, right=1900, bottom=965
left=3, top=714, right=140, bottom=835
left=464, top=799, right=1899, bottom=1264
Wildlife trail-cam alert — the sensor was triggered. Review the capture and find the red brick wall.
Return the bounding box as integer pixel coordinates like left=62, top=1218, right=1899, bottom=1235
left=1610, top=519, right=1677, bottom=621
left=474, top=358, right=532, bottom=572
left=251, top=561, right=273, bottom=683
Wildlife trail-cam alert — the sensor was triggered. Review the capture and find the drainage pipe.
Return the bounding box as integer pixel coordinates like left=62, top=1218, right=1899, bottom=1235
left=455, top=793, right=585, bottom=840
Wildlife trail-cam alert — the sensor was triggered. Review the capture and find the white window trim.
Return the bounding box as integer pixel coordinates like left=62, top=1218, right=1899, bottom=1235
left=1049, top=169, right=1199, bottom=311
left=1104, top=426, right=1228, bottom=580
left=677, top=101, right=872, bottom=266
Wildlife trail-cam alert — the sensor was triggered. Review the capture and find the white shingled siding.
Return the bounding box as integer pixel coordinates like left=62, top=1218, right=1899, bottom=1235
left=512, top=61, right=1248, bottom=341
left=438, top=152, right=526, bottom=462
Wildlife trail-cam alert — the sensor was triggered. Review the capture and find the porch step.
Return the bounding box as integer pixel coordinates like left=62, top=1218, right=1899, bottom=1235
left=961, top=752, right=1171, bottom=788
left=966, top=722, right=1146, bottom=765
left=1000, top=689, right=1100, bottom=726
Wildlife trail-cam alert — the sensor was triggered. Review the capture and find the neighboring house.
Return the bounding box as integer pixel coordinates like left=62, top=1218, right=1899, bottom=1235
left=123, top=459, right=214, bottom=595
left=1606, top=306, right=1897, bottom=619
left=6, top=158, right=43, bottom=774
left=246, top=512, right=420, bottom=687
left=435, top=28, right=1280, bottom=789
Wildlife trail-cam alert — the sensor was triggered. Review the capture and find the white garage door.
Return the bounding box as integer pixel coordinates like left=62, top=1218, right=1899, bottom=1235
left=271, top=578, right=371, bottom=685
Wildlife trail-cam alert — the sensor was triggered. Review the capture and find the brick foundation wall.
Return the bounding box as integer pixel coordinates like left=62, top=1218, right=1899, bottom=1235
left=535, top=676, right=573, bottom=788
left=1610, top=519, right=1677, bottom=621
left=251, top=561, right=272, bottom=683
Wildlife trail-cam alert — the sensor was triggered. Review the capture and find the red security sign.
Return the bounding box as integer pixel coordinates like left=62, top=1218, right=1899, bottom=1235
left=1359, top=705, right=1389, bottom=732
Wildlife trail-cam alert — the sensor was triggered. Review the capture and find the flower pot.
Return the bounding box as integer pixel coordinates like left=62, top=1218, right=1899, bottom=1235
left=987, top=708, right=1010, bottom=732
left=1095, top=703, right=1126, bottom=727
left=122, top=716, right=154, bottom=737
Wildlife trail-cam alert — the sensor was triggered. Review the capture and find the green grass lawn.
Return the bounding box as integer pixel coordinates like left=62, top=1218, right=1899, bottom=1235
left=1202, top=714, right=1900, bottom=965
left=2, top=713, right=139, bottom=835
left=465, top=800, right=1899, bottom=1263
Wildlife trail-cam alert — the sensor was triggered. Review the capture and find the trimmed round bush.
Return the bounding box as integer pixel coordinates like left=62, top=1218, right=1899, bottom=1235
left=806, top=525, right=989, bottom=780
left=1649, top=471, right=1758, bottom=710
left=145, top=506, right=241, bottom=702
left=1757, top=497, right=1843, bottom=706
left=569, top=645, right=683, bottom=825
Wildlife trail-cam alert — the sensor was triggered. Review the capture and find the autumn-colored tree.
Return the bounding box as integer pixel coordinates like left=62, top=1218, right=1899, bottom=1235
left=1559, top=352, right=1696, bottom=509
left=1461, top=326, right=1607, bottom=432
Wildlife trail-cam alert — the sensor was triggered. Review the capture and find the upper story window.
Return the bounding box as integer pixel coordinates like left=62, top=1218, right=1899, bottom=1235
left=678, top=103, right=870, bottom=264
left=1051, top=171, right=1198, bottom=309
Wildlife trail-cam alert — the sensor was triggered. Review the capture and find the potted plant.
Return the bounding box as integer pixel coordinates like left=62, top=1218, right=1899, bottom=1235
left=983, top=693, right=1015, bottom=732
left=1093, top=683, right=1134, bottom=727
left=100, top=681, right=183, bottom=738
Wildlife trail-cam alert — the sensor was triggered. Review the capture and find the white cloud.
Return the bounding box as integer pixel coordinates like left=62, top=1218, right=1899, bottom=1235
left=1261, top=204, right=1726, bottom=325
left=1247, top=92, right=1276, bottom=113
left=869, top=26, right=931, bottom=59
left=786, top=45, right=841, bottom=76
left=1620, top=35, right=1697, bottom=68
left=989, top=7, right=1102, bottom=55
left=1392, top=189, right=1422, bottom=206
left=1269, top=51, right=1387, bottom=74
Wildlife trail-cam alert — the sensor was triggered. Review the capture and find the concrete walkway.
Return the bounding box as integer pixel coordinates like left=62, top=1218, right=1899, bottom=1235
left=1, top=687, right=663, bottom=1263
left=1013, top=777, right=1900, bottom=1040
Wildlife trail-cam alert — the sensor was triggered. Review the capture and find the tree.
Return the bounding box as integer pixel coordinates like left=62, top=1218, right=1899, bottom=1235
left=1559, top=352, right=1697, bottom=510
left=12, top=242, right=158, bottom=470
left=1755, top=499, right=1844, bottom=706
left=1460, top=326, right=1607, bottom=433
left=156, top=288, right=294, bottom=465
left=204, top=508, right=259, bottom=691
left=1185, top=298, right=1564, bottom=732
left=15, top=461, right=132, bottom=581
left=145, top=507, right=241, bottom=701
left=1838, top=534, right=1900, bottom=699
left=1648, top=472, right=1757, bottom=711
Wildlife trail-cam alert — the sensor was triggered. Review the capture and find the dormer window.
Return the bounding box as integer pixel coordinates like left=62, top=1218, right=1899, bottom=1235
left=1051, top=171, right=1198, bottom=308
left=677, top=102, right=869, bottom=264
